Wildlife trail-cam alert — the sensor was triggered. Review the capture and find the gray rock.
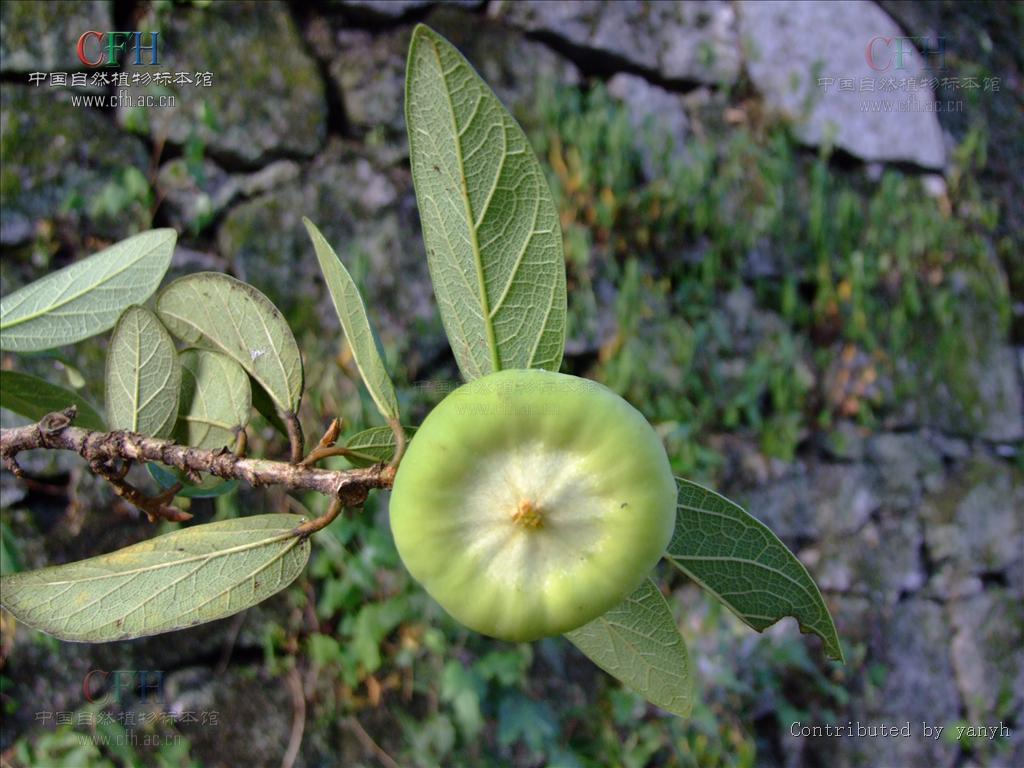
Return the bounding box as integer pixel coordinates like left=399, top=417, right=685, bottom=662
left=0, top=85, right=150, bottom=242
left=745, top=461, right=878, bottom=545
left=813, top=511, right=923, bottom=600
left=923, top=457, right=1024, bottom=595
left=118, top=1, right=326, bottom=168
left=949, top=589, right=1024, bottom=731
left=492, top=0, right=740, bottom=86
left=737, top=0, right=946, bottom=169
left=235, top=159, right=301, bottom=197
left=217, top=144, right=439, bottom=351
left=318, top=7, right=577, bottom=151
left=928, top=431, right=972, bottom=461
left=822, top=420, right=867, bottom=461
left=170, top=245, right=229, bottom=274
left=338, top=0, right=478, bottom=19
left=0, top=210, right=32, bottom=246
left=156, top=158, right=302, bottom=234
left=155, top=664, right=295, bottom=766
left=156, top=158, right=239, bottom=234
left=606, top=73, right=688, bottom=177
left=427, top=8, right=580, bottom=126
left=972, top=346, right=1023, bottom=442
left=0, top=0, right=111, bottom=73
left=866, top=432, right=943, bottom=510
left=842, top=600, right=960, bottom=768
left=901, top=343, right=1024, bottom=443
left=340, top=0, right=433, bottom=16
left=325, top=25, right=409, bottom=143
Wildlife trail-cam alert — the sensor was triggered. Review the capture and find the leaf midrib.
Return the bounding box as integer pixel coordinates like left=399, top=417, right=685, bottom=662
left=427, top=35, right=501, bottom=373
left=0, top=235, right=169, bottom=330
left=24, top=530, right=298, bottom=586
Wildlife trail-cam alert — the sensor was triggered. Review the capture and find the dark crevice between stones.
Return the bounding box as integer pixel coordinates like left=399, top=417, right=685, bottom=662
left=978, top=570, right=1009, bottom=589
left=161, top=637, right=266, bottom=678
left=517, top=27, right=709, bottom=95
left=288, top=2, right=353, bottom=140
left=751, top=712, right=787, bottom=768
left=111, top=0, right=140, bottom=31
left=321, top=0, right=488, bottom=30
left=918, top=519, right=938, bottom=585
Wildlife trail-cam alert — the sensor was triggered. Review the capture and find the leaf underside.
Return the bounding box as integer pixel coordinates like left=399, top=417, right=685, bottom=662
left=0, top=229, right=176, bottom=352
left=156, top=273, right=303, bottom=415
left=405, top=24, right=566, bottom=380
left=175, top=348, right=251, bottom=450
left=0, top=515, right=310, bottom=642
left=566, top=578, right=694, bottom=718
left=303, top=218, right=399, bottom=422
left=343, top=425, right=417, bottom=467
left=667, top=478, right=844, bottom=662
left=105, top=306, right=180, bottom=438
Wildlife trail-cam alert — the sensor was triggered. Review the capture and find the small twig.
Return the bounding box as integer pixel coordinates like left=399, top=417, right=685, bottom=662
left=233, top=428, right=248, bottom=458
left=90, top=460, right=190, bottom=522
left=300, top=418, right=344, bottom=466
left=1, top=410, right=393, bottom=515
left=317, top=418, right=343, bottom=450
left=342, top=716, right=400, bottom=768
left=285, top=412, right=304, bottom=465
left=300, top=445, right=358, bottom=467
left=292, top=498, right=346, bottom=538
left=281, top=666, right=306, bottom=768
left=215, top=611, right=248, bottom=677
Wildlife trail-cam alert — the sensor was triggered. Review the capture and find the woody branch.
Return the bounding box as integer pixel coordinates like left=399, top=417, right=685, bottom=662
left=0, top=408, right=394, bottom=528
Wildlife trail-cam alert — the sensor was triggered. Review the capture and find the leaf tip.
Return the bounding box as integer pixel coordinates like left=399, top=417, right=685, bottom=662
left=411, top=23, right=437, bottom=43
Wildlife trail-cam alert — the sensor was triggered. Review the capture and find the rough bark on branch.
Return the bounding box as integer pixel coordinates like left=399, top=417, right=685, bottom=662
left=0, top=408, right=394, bottom=509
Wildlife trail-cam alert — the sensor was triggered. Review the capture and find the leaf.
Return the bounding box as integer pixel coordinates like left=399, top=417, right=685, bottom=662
left=667, top=478, right=844, bottom=662
left=155, top=273, right=303, bottom=416
left=0, top=229, right=176, bottom=352
left=343, top=426, right=416, bottom=468
left=150, top=348, right=251, bottom=497
left=303, top=218, right=399, bottom=421
left=0, top=370, right=105, bottom=431
left=1, top=521, right=21, bottom=576
left=565, top=578, right=693, bottom=718
left=174, top=349, right=251, bottom=449
left=0, top=514, right=310, bottom=642
left=405, top=25, right=566, bottom=380
left=104, top=306, right=181, bottom=438
left=497, top=694, right=557, bottom=752
left=250, top=375, right=289, bottom=437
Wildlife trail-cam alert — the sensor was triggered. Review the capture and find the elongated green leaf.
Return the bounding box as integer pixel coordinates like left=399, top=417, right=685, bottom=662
left=667, top=478, right=843, bottom=662
left=0, top=370, right=105, bottom=431
left=303, top=218, right=399, bottom=421
left=175, top=349, right=251, bottom=449
left=155, top=273, right=303, bottom=416
left=566, top=578, right=693, bottom=717
left=0, top=514, right=310, bottom=642
left=343, top=426, right=417, bottom=468
left=105, top=306, right=180, bottom=438
left=0, top=229, right=176, bottom=352
left=405, top=25, right=566, bottom=380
